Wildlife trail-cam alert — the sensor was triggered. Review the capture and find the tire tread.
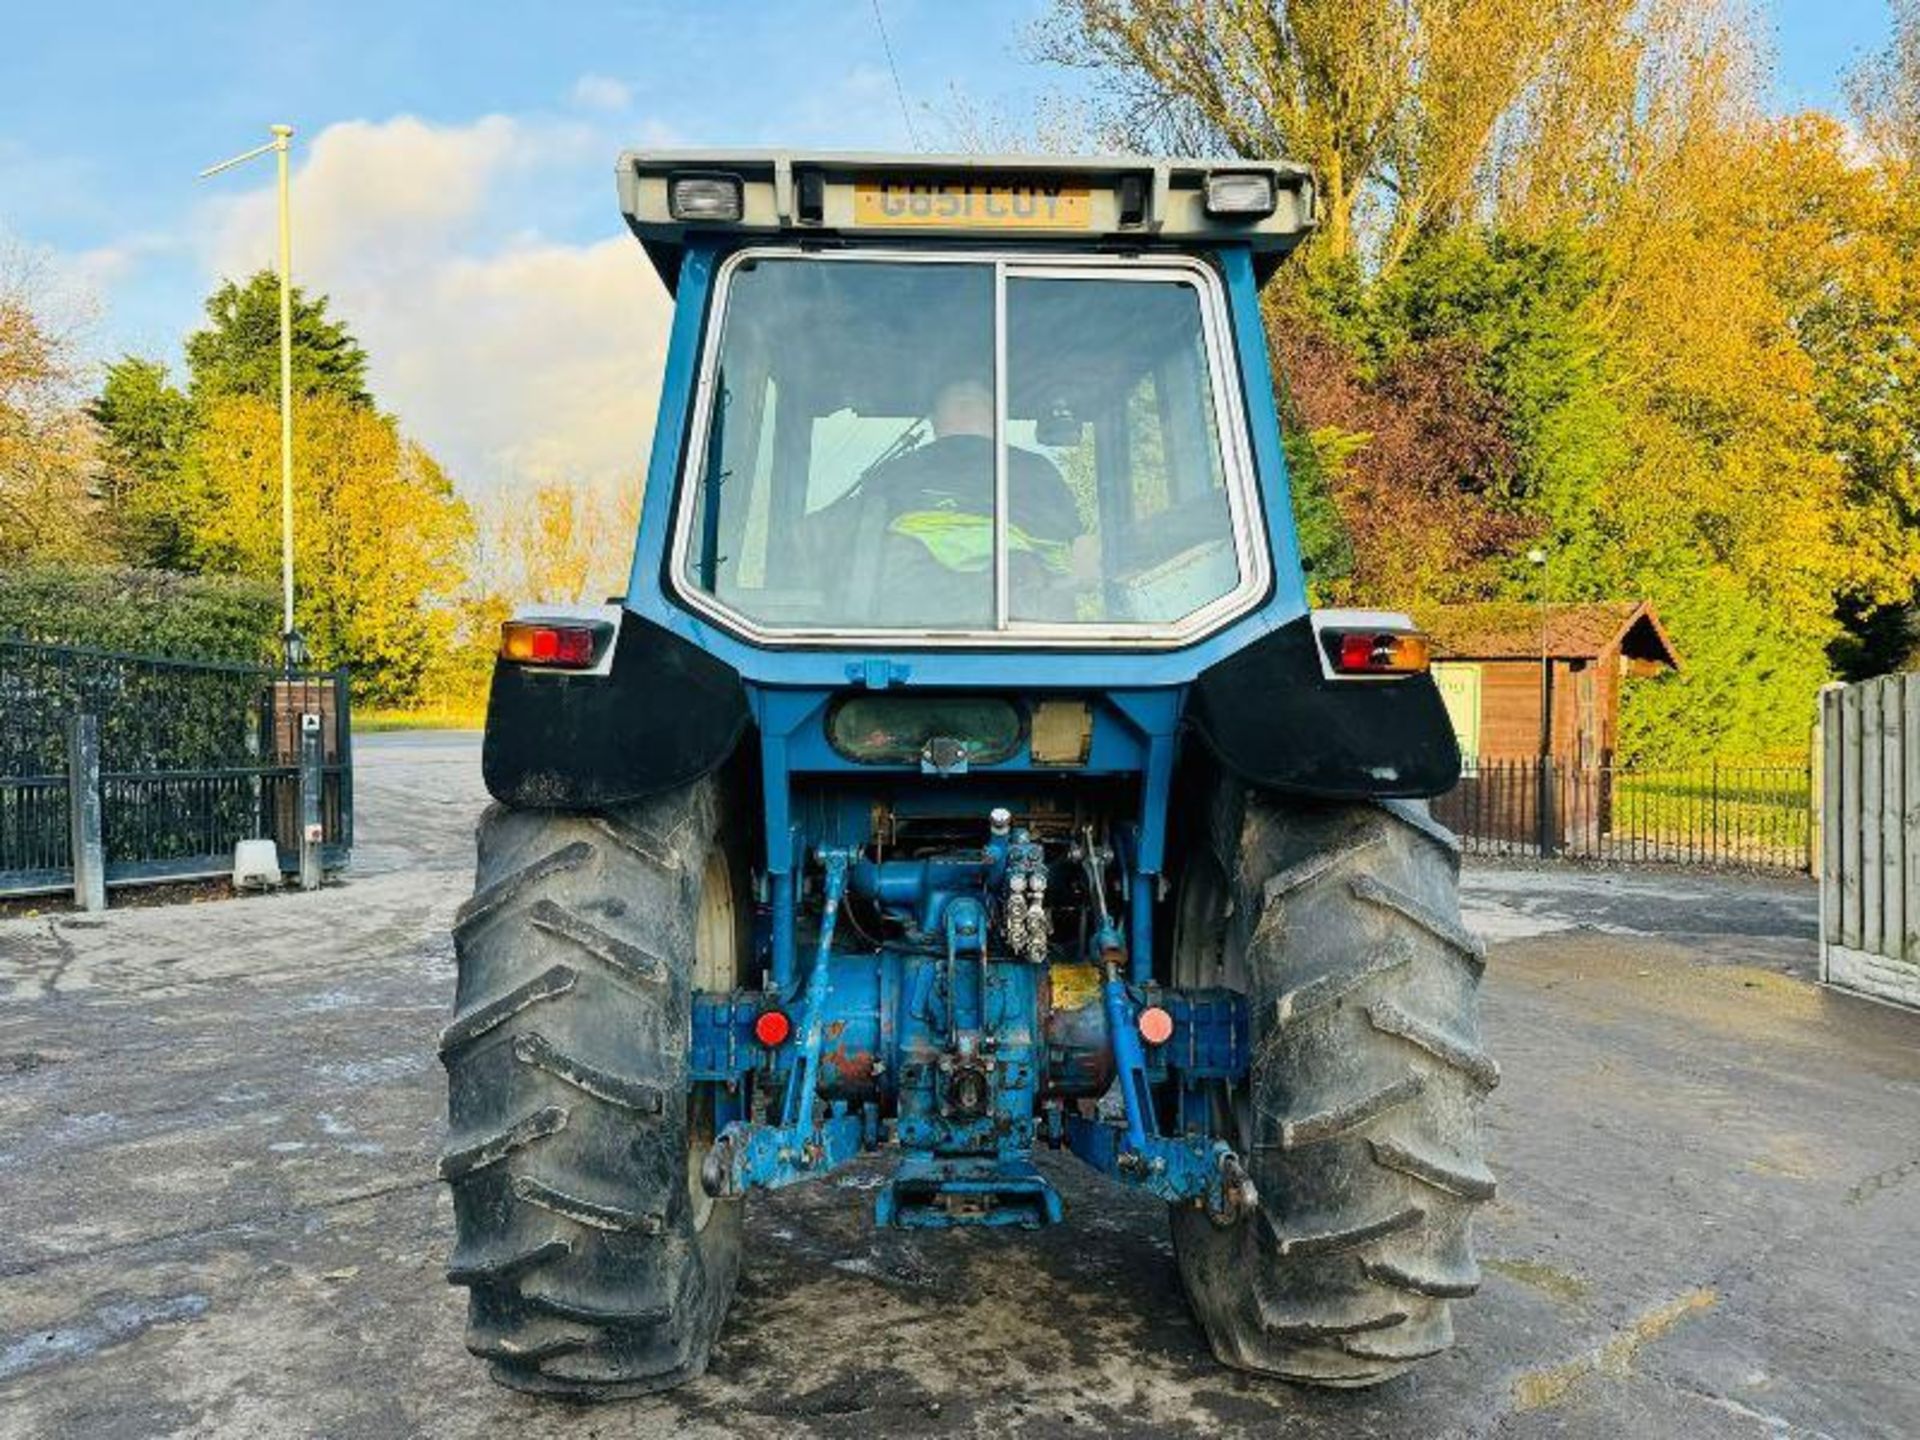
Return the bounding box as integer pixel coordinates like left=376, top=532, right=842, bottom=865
left=442, top=786, right=743, bottom=1398
left=1172, top=788, right=1495, bottom=1389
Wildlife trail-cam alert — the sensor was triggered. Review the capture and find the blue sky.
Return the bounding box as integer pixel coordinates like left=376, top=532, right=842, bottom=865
left=2, top=2, right=1053, bottom=349
left=1771, top=0, right=1893, bottom=110
left=0, top=0, right=1897, bottom=494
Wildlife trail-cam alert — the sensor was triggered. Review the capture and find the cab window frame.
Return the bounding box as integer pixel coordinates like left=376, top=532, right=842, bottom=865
left=667, top=245, right=1272, bottom=648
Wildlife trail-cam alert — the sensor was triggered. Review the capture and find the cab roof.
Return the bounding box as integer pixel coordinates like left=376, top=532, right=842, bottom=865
left=616, top=149, right=1318, bottom=291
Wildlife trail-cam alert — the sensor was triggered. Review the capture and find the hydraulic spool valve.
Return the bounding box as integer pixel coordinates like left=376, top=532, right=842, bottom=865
left=994, top=807, right=1052, bottom=964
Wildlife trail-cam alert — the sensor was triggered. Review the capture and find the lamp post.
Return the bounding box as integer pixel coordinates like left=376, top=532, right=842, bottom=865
left=200, top=124, right=303, bottom=672
left=1528, top=546, right=1553, bottom=855
left=1528, top=547, right=1550, bottom=757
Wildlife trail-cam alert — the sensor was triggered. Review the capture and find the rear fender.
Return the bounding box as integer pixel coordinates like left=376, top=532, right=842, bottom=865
left=1185, top=611, right=1460, bottom=799
left=482, top=605, right=751, bottom=809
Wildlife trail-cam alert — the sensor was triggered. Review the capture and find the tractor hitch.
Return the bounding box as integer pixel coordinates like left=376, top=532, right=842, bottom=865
left=701, top=1106, right=866, bottom=1199
left=689, top=818, right=1258, bottom=1227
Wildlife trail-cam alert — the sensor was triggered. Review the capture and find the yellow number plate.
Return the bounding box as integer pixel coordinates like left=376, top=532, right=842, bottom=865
left=854, top=181, right=1092, bottom=229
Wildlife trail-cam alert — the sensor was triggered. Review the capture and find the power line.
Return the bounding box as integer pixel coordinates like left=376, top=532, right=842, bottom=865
left=870, top=0, right=921, bottom=149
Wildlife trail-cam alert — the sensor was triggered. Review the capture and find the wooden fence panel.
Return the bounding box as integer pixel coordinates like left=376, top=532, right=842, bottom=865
left=1886, top=676, right=1909, bottom=961
left=1822, top=673, right=1920, bottom=1009
left=1821, top=685, right=1844, bottom=946
left=1827, top=691, right=1858, bottom=960
left=1858, top=687, right=1873, bottom=960
left=1907, top=677, right=1920, bottom=965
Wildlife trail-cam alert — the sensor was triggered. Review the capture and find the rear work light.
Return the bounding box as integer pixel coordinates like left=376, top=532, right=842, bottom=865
left=1326, top=629, right=1432, bottom=676
left=1204, top=171, right=1277, bottom=218
left=669, top=173, right=744, bottom=222
left=499, top=620, right=605, bottom=669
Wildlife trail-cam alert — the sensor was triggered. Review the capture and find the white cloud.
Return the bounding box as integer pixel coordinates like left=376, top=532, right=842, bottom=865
left=373, top=236, right=667, bottom=496
left=203, top=114, right=588, bottom=280
left=199, top=113, right=671, bottom=498
left=4, top=222, right=171, bottom=308
left=61, top=232, right=178, bottom=295
left=570, top=74, right=633, bottom=113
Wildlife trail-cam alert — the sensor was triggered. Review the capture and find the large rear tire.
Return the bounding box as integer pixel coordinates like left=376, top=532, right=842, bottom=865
left=1169, top=780, right=1496, bottom=1387
left=440, top=777, right=748, bottom=1398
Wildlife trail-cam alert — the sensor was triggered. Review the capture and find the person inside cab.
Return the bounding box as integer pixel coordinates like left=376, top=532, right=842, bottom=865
left=818, top=377, right=1087, bottom=625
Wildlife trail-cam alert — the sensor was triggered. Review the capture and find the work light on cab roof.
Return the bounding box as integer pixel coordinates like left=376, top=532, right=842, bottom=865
left=620, top=150, right=1319, bottom=289
left=442, top=147, right=1492, bottom=1405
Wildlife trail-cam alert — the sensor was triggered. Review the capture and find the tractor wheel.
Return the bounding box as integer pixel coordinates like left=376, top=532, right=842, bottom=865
left=439, top=776, right=749, bottom=1398
left=1168, top=779, right=1496, bottom=1387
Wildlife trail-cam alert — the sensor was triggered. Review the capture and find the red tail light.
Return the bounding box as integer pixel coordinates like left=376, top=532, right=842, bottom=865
left=500, top=621, right=601, bottom=668
left=1328, top=629, right=1431, bottom=676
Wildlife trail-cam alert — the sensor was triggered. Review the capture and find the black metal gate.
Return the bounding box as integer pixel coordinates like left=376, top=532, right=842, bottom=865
left=1432, top=755, right=1811, bottom=872
left=0, top=638, right=353, bottom=897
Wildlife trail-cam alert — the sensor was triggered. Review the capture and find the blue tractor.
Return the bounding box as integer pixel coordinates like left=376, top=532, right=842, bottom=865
left=441, top=152, right=1494, bottom=1398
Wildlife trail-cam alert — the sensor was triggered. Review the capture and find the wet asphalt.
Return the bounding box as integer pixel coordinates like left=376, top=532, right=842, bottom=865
left=0, top=731, right=1915, bottom=1439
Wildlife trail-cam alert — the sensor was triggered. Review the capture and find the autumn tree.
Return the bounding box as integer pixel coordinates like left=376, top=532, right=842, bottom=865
left=83, top=273, right=478, bottom=705
left=1278, top=324, right=1534, bottom=603
left=1849, top=0, right=1920, bottom=172
left=1042, top=0, right=1920, bottom=757
left=188, top=393, right=473, bottom=704
left=480, top=477, right=640, bottom=607
left=1830, top=8, right=1920, bottom=673
left=1279, top=228, right=1617, bottom=605
left=93, top=273, right=377, bottom=571
left=0, top=249, right=103, bottom=565
left=1038, top=0, right=1649, bottom=267
left=405, top=475, right=640, bottom=712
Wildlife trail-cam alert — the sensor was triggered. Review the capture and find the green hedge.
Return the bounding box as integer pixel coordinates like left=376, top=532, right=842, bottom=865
left=0, top=565, right=279, bottom=664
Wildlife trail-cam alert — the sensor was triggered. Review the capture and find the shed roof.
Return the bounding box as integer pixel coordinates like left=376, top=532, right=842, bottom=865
left=1420, top=600, right=1681, bottom=669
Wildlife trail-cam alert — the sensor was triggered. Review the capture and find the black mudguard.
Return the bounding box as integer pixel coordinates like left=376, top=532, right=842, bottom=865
left=1186, top=615, right=1461, bottom=799
left=482, top=610, right=751, bottom=809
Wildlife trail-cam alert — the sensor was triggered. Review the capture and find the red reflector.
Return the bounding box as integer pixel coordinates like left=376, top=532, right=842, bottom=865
left=500, top=621, right=598, bottom=668
left=1330, top=630, right=1430, bottom=675
left=1138, top=1005, right=1174, bottom=1047
left=753, top=1010, right=791, bottom=1048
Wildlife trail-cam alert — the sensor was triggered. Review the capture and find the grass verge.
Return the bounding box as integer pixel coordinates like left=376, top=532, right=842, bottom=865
left=353, top=705, right=485, bottom=733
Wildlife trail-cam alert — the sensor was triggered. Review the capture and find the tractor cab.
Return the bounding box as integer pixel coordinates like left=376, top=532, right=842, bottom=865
left=627, top=153, right=1311, bottom=660
left=450, top=153, right=1486, bottom=1401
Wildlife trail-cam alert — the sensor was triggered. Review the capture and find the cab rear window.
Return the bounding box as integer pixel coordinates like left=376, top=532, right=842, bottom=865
left=675, top=253, right=1259, bottom=639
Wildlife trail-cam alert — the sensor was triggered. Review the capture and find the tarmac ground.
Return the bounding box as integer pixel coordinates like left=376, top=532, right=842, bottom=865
left=1, top=731, right=1914, bottom=1438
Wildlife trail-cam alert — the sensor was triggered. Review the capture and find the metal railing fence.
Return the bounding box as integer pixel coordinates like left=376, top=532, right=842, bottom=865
left=1432, top=756, right=1812, bottom=872
left=0, top=637, right=352, bottom=897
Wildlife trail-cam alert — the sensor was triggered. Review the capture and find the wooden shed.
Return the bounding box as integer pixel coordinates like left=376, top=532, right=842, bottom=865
left=1420, top=600, right=1682, bottom=767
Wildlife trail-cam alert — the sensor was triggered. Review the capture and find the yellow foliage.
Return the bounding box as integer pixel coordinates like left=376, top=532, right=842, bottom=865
left=0, top=259, right=105, bottom=565
left=1563, top=103, right=1920, bottom=629
left=476, top=476, right=640, bottom=606
left=187, top=394, right=473, bottom=703
left=1051, top=0, right=1920, bottom=730
left=406, top=474, right=642, bottom=710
